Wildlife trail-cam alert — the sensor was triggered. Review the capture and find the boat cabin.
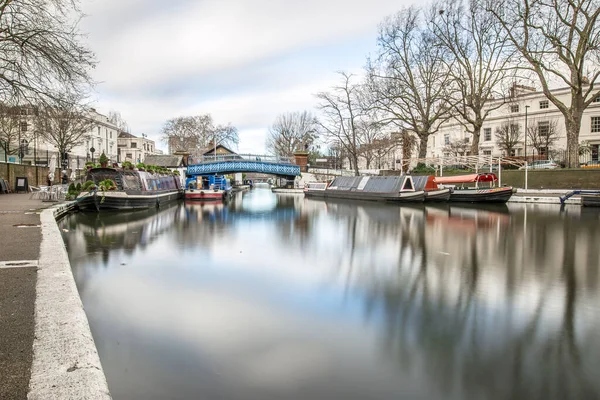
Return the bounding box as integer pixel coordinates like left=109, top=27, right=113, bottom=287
left=185, top=175, right=230, bottom=191
left=86, top=168, right=181, bottom=192
left=435, top=173, right=498, bottom=189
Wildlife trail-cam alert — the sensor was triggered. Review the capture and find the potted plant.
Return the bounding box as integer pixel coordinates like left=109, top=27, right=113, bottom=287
left=98, top=179, right=117, bottom=203
left=81, top=180, right=96, bottom=192
left=85, top=161, right=95, bottom=170
left=122, top=161, right=133, bottom=170
left=99, top=152, right=109, bottom=168
left=136, top=162, right=145, bottom=171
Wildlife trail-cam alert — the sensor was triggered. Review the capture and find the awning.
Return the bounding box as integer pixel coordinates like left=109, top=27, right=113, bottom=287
left=435, top=173, right=498, bottom=184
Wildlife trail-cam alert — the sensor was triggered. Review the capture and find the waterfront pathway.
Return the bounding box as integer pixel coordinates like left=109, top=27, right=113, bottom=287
left=0, top=194, right=53, bottom=400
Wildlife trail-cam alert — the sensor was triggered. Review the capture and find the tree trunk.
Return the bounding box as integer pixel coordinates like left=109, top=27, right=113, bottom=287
left=470, top=126, right=481, bottom=156
left=418, top=134, right=428, bottom=159
left=352, top=153, right=360, bottom=176
left=564, top=113, right=582, bottom=168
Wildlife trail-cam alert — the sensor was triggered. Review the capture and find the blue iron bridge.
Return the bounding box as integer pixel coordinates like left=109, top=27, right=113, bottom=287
left=187, top=154, right=301, bottom=177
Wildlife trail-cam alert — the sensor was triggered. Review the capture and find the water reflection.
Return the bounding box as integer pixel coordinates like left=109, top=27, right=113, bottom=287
left=60, top=189, right=600, bottom=400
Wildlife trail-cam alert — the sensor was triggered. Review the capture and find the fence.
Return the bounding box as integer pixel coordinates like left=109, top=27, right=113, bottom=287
left=189, top=154, right=294, bottom=165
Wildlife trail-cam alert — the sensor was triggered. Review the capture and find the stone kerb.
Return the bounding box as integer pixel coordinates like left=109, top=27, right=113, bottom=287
left=28, top=204, right=111, bottom=400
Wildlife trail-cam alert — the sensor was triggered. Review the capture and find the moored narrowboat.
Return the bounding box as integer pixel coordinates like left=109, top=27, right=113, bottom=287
left=435, top=173, right=514, bottom=203
left=304, top=175, right=426, bottom=203
left=76, top=167, right=183, bottom=211
left=185, top=174, right=232, bottom=202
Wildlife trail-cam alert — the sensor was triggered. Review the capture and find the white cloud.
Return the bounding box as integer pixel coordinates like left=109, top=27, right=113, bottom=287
left=80, top=0, right=410, bottom=153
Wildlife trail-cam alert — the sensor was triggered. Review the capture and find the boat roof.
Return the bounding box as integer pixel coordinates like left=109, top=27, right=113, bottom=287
left=329, top=175, right=415, bottom=192
left=435, top=173, right=498, bottom=184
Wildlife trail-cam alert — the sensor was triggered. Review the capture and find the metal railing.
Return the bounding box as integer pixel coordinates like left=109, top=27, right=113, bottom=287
left=189, top=154, right=294, bottom=165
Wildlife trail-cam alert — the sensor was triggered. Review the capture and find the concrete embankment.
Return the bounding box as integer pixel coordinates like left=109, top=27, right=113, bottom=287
left=28, top=203, right=111, bottom=399
left=508, top=189, right=581, bottom=205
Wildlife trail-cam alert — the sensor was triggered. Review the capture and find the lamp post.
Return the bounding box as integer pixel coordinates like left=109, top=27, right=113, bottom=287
left=90, top=146, right=95, bottom=163
left=524, top=105, right=530, bottom=162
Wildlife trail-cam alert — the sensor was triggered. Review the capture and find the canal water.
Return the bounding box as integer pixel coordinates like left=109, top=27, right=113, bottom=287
left=59, top=188, right=600, bottom=400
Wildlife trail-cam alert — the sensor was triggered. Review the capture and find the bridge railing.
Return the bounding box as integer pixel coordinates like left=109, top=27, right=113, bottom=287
left=189, top=154, right=294, bottom=165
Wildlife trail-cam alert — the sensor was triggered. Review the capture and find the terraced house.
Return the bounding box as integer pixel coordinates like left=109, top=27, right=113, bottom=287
left=427, top=85, right=600, bottom=164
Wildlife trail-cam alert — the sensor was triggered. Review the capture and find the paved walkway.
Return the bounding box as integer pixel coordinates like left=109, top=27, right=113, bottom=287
left=0, top=194, right=55, bottom=400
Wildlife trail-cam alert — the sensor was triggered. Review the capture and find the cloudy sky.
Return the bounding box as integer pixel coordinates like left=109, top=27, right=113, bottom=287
left=80, top=0, right=409, bottom=154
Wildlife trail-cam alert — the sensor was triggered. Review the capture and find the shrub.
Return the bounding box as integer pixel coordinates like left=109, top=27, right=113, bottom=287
left=82, top=180, right=96, bottom=191
left=99, top=152, right=109, bottom=165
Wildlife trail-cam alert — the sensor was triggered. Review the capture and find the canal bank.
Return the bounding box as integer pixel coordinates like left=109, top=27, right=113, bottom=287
left=0, top=194, right=110, bottom=399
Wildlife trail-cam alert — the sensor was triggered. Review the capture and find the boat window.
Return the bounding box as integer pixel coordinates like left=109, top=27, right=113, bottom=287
left=402, top=177, right=413, bottom=191
left=122, top=175, right=142, bottom=191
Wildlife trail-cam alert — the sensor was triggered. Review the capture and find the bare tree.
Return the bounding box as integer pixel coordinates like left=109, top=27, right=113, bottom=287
left=0, top=0, right=95, bottom=104
left=367, top=6, right=453, bottom=160
left=0, top=102, right=22, bottom=162
left=527, top=118, right=562, bottom=157
left=430, top=0, right=514, bottom=155
left=161, top=114, right=238, bottom=155
left=356, top=119, right=388, bottom=169
left=364, top=135, right=400, bottom=169
left=316, top=72, right=365, bottom=176
left=108, top=111, right=129, bottom=133
left=495, top=121, right=522, bottom=155
left=212, top=123, right=239, bottom=150
left=266, top=111, right=319, bottom=157
left=488, top=0, right=600, bottom=167
left=35, top=94, right=94, bottom=168
left=443, top=137, right=471, bottom=156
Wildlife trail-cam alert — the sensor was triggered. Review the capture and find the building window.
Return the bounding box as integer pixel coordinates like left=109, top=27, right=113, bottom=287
left=592, top=117, right=600, bottom=133
left=131, top=142, right=137, bottom=148
left=540, top=100, right=549, bottom=109
left=484, top=128, right=491, bottom=141
left=483, top=150, right=492, bottom=155
left=538, top=121, right=550, bottom=136
left=126, top=153, right=132, bottom=159
left=510, top=104, right=520, bottom=113
left=444, top=134, right=450, bottom=145
left=20, top=122, right=27, bottom=132
left=594, top=97, right=600, bottom=103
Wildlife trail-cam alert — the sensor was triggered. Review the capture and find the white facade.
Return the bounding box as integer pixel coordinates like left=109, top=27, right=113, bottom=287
left=340, top=86, right=600, bottom=172
left=427, top=86, right=600, bottom=160
left=117, top=132, right=157, bottom=164
left=14, top=108, right=119, bottom=169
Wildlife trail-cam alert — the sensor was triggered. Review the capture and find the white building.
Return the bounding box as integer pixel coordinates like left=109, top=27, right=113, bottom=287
left=339, top=85, right=600, bottom=172
left=427, top=85, right=600, bottom=162
left=117, top=132, right=157, bottom=164
left=12, top=108, right=119, bottom=169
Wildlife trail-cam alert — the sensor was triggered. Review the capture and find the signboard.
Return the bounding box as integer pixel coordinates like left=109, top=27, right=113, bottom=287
left=15, top=177, right=28, bottom=193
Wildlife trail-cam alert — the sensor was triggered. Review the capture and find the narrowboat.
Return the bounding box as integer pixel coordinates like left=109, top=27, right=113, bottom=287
left=411, top=175, right=452, bottom=202
left=435, top=173, right=514, bottom=203
left=185, top=174, right=232, bottom=202
left=76, top=167, right=183, bottom=211
left=304, top=175, right=426, bottom=203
